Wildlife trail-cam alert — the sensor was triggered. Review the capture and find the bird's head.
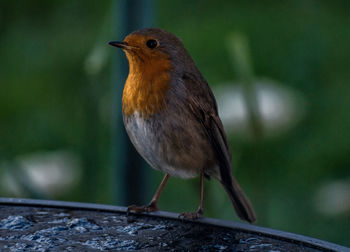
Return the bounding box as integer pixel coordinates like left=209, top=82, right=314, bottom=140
left=109, top=28, right=193, bottom=117
left=109, top=28, right=192, bottom=76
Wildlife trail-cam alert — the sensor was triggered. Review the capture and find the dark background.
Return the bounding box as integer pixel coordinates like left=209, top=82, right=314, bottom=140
left=0, top=0, right=349, bottom=247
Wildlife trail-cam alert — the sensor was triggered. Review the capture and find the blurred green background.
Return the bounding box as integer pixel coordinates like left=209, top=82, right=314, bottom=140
left=0, top=0, right=349, bottom=247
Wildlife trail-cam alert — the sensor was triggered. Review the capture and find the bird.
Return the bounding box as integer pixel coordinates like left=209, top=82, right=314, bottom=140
left=109, top=28, right=256, bottom=223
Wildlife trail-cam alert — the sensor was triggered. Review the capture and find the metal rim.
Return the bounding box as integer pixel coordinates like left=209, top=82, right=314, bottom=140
left=0, top=197, right=348, bottom=252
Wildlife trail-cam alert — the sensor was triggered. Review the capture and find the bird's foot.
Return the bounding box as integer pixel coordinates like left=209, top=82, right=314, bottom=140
left=179, top=207, right=203, bottom=220
left=127, top=201, right=159, bottom=216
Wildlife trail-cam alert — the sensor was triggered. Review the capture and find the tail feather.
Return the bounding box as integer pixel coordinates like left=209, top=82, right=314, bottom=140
left=221, top=176, right=257, bottom=223
left=204, top=115, right=256, bottom=223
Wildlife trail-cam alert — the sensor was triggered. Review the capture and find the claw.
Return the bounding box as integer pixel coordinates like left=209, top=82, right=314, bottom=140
left=179, top=207, right=203, bottom=220
left=179, top=209, right=203, bottom=220
left=127, top=202, right=159, bottom=216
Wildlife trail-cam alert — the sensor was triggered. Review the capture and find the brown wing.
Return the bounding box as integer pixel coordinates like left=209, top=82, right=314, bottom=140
left=183, top=72, right=257, bottom=223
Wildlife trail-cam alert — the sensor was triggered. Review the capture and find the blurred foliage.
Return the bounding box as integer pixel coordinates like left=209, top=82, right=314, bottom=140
left=0, top=0, right=349, bottom=247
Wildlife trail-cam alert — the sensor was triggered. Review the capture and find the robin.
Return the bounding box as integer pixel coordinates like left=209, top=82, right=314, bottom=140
left=109, top=28, right=256, bottom=223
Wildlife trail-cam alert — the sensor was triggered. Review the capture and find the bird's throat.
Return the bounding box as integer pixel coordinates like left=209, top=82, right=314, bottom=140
left=122, top=55, right=171, bottom=118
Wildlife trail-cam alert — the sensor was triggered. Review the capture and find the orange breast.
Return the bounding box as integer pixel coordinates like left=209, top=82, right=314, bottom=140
left=122, top=54, right=171, bottom=118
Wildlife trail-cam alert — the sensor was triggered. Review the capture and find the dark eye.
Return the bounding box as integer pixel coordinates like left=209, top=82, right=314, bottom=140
left=146, top=39, right=158, bottom=49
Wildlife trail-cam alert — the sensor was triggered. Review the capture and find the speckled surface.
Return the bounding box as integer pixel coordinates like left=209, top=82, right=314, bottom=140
left=0, top=205, right=338, bottom=251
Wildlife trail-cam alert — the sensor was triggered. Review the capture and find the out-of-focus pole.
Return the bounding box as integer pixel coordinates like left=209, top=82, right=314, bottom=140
left=111, top=0, right=154, bottom=205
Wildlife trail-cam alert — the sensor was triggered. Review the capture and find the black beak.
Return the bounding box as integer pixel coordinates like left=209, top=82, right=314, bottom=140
left=108, top=41, right=128, bottom=49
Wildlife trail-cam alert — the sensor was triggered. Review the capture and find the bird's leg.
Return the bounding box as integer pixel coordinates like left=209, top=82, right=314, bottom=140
left=179, top=171, right=204, bottom=220
left=197, top=171, right=204, bottom=215
left=127, top=174, right=170, bottom=215
left=147, top=173, right=170, bottom=211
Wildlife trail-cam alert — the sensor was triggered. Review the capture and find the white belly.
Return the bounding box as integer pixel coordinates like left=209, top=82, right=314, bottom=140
left=123, top=111, right=198, bottom=179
